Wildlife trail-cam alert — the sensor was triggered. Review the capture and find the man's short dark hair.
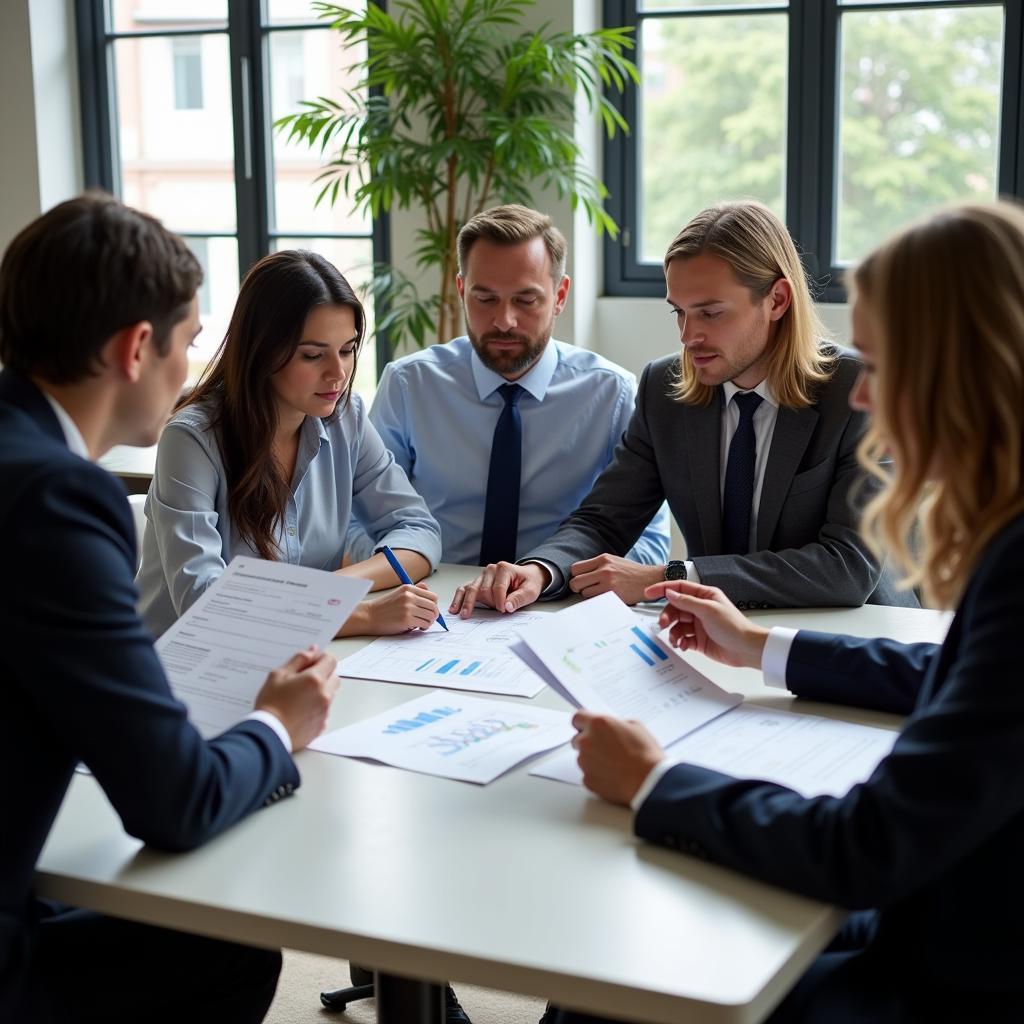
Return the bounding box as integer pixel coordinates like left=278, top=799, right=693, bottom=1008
left=0, top=192, right=203, bottom=384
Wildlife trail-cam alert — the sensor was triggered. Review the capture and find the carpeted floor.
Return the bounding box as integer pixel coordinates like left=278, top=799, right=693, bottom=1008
left=266, top=950, right=548, bottom=1024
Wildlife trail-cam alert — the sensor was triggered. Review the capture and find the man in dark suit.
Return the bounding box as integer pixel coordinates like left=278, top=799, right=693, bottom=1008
left=0, top=193, right=339, bottom=1023
left=451, top=201, right=915, bottom=616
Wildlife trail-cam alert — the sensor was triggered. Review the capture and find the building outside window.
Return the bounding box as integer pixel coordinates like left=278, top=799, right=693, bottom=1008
left=78, top=0, right=385, bottom=397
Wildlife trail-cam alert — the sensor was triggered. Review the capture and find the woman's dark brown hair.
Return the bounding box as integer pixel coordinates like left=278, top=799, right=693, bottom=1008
left=180, top=249, right=365, bottom=559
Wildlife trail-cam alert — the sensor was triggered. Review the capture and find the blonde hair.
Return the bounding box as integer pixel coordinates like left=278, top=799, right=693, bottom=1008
left=457, top=204, right=567, bottom=285
left=853, top=201, right=1024, bottom=608
left=664, top=201, right=832, bottom=408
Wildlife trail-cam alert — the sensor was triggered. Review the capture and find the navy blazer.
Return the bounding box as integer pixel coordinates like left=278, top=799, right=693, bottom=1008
left=0, top=370, right=299, bottom=1013
left=636, top=509, right=1024, bottom=997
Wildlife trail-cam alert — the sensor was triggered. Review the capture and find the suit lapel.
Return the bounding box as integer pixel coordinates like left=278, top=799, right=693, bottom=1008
left=756, top=404, right=819, bottom=549
left=684, top=390, right=724, bottom=554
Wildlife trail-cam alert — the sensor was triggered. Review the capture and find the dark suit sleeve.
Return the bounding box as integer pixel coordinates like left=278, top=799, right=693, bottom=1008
left=525, top=362, right=669, bottom=595
left=787, top=631, right=939, bottom=715
left=10, top=461, right=299, bottom=852
left=692, top=398, right=888, bottom=607
left=635, top=530, right=1024, bottom=909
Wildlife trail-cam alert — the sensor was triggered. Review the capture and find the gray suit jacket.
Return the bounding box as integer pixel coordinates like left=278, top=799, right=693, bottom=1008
left=527, top=350, right=916, bottom=608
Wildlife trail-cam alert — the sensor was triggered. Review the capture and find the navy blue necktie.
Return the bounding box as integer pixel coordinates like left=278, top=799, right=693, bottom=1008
left=479, top=383, right=524, bottom=566
left=722, top=391, right=763, bottom=555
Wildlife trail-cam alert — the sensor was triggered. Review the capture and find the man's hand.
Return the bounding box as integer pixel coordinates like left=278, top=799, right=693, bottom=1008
left=449, top=561, right=549, bottom=617
left=569, top=554, right=665, bottom=605
left=645, top=579, right=769, bottom=669
left=255, top=646, right=339, bottom=752
left=572, top=710, right=664, bottom=806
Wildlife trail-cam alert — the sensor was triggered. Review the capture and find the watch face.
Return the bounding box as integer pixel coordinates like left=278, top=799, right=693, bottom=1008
left=665, top=561, right=687, bottom=581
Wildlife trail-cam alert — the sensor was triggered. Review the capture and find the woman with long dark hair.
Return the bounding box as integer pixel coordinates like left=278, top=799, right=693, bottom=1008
left=558, top=201, right=1024, bottom=1023
left=137, top=250, right=442, bottom=637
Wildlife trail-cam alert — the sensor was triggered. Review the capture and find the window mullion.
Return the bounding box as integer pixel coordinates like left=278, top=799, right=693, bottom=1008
left=786, top=0, right=826, bottom=287
left=1001, top=1, right=1024, bottom=196
left=76, top=0, right=117, bottom=191
left=227, top=0, right=267, bottom=279
left=819, top=0, right=842, bottom=301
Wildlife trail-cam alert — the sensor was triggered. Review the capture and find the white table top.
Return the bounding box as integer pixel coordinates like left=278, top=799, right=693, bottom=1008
left=35, top=567, right=950, bottom=1024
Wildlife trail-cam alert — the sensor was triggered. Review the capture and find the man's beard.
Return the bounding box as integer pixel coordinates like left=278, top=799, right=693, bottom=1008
left=468, top=323, right=551, bottom=377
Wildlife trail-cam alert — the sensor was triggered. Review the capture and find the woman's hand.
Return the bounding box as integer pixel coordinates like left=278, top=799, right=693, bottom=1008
left=572, top=710, right=664, bottom=806
left=644, top=580, right=769, bottom=669
left=344, top=582, right=440, bottom=636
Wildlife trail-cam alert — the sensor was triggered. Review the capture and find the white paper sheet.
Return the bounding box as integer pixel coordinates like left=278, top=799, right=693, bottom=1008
left=515, top=592, right=741, bottom=745
left=157, top=557, right=371, bottom=737
left=531, top=704, right=899, bottom=797
left=662, top=703, right=899, bottom=798
left=310, top=690, right=574, bottom=784
left=335, top=609, right=553, bottom=697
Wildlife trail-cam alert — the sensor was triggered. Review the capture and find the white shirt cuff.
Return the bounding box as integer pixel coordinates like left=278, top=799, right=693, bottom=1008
left=245, top=710, right=293, bottom=753
left=521, top=558, right=562, bottom=596
left=630, top=756, right=674, bottom=811
left=684, top=560, right=699, bottom=584
left=761, top=626, right=798, bottom=690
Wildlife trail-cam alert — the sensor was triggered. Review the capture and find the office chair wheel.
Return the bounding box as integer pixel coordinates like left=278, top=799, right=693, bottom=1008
left=320, top=982, right=375, bottom=1012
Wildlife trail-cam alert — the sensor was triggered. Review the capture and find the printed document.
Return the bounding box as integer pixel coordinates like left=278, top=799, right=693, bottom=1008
left=532, top=704, right=898, bottom=796
left=157, top=557, right=370, bottom=737
left=515, top=592, right=741, bottom=745
left=311, top=690, right=573, bottom=784
left=335, top=609, right=553, bottom=697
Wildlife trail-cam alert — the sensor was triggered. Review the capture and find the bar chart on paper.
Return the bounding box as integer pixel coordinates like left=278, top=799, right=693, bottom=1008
left=311, top=690, right=574, bottom=783
left=335, top=610, right=553, bottom=697
left=517, top=592, right=741, bottom=744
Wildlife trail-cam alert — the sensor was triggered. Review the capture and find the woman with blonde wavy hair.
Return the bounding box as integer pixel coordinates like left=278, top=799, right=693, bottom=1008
left=554, top=201, right=1024, bottom=1024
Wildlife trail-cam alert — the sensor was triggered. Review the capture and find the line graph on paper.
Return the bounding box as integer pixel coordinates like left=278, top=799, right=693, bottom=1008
left=423, top=715, right=542, bottom=757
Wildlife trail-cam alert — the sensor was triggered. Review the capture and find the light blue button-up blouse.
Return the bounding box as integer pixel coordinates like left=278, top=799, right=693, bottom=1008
left=136, top=395, right=442, bottom=637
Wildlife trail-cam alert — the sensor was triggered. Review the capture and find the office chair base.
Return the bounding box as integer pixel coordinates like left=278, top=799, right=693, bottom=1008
left=320, top=982, right=374, bottom=1011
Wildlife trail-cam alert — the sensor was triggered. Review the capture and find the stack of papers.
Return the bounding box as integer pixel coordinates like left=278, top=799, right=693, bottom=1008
left=514, top=593, right=899, bottom=799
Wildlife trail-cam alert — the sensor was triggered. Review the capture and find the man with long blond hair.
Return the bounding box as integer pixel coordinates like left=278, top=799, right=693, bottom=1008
left=452, top=200, right=912, bottom=617
left=557, top=199, right=1024, bottom=1023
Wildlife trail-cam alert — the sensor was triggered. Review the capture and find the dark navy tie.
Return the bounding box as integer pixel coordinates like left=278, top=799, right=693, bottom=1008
left=479, top=383, right=525, bottom=566
left=722, top=391, right=763, bottom=555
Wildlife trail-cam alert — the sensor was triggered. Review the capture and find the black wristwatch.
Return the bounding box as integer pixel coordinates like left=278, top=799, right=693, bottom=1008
left=664, top=560, right=688, bottom=581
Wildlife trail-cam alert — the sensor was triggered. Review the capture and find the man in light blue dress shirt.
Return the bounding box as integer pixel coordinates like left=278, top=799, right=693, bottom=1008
left=346, top=204, right=671, bottom=570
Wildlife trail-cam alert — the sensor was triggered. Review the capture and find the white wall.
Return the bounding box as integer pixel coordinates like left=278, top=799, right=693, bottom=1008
left=0, top=0, right=82, bottom=254
left=593, top=298, right=853, bottom=381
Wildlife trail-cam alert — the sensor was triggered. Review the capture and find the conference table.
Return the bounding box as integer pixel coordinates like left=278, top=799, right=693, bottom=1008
left=35, top=565, right=950, bottom=1024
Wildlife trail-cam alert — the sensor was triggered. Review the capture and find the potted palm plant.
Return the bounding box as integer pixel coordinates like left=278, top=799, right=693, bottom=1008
left=275, top=0, right=638, bottom=352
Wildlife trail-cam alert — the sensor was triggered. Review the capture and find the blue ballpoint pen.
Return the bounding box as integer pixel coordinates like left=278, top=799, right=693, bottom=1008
left=380, top=544, right=449, bottom=632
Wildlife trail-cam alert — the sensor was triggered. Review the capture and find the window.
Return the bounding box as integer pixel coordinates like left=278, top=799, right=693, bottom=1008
left=171, top=37, right=204, bottom=110
left=604, top=0, right=1024, bottom=300
left=76, top=0, right=387, bottom=395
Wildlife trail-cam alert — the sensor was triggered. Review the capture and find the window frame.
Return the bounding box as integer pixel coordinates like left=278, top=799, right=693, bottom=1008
left=75, top=0, right=392, bottom=372
left=603, top=0, right=1024, bottom=302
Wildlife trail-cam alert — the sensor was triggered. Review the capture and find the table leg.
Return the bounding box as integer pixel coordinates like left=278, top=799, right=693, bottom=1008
left=374, top=971, right=445, bottom=1023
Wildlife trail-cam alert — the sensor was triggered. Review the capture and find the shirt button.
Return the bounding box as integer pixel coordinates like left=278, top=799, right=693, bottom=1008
left=287, top=528, right=296, bottom=537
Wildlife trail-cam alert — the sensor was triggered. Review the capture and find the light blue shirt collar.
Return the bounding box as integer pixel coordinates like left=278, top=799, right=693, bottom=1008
left=469, top=337, right=559, bottom=403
